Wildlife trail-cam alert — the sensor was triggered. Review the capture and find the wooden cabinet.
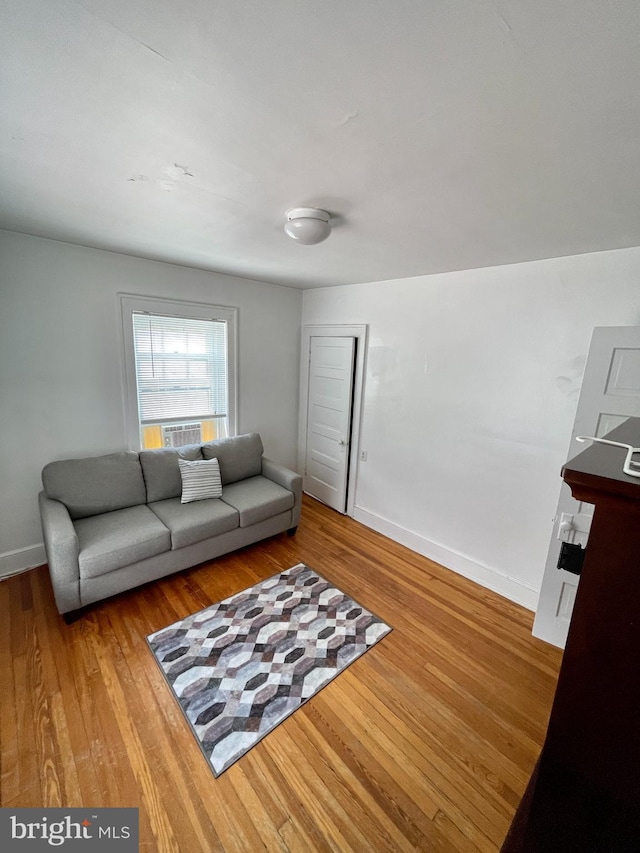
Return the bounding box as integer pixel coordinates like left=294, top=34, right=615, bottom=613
left=502, top=417, right=640, bottom=852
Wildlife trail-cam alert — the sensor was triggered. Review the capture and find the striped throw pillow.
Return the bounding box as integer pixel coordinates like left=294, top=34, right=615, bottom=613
left=178, top=457, right=222, bottom=503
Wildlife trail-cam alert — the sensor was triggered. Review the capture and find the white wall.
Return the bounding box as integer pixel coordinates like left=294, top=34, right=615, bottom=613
left=302, top=248, right=640, bottom=609
left=0, top=231, right=302, bottom=576
left=4, top=230, right=640, bottom=604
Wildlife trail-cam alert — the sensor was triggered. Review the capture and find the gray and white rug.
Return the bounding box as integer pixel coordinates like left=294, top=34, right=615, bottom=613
left=146, top=562, right=392, bottom=776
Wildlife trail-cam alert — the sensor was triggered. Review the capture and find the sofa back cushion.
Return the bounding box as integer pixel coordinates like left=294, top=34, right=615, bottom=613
left=42, top=451, right=147, bottom=520
left=201, top=433, right=263, bottom=485
left=139, top=444, right=203, bottom=503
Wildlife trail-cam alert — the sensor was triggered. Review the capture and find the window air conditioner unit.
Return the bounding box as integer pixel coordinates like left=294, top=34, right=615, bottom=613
left=162, top=423, right=202, bottom=447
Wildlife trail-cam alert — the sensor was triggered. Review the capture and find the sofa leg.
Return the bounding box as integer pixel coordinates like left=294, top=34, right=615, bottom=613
left=62, top=608, right=86, bottom=624
left=287, top=526, right=298, bottom=537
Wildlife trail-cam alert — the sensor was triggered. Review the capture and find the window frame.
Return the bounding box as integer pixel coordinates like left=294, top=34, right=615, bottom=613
left=119, top=294, right=238, bottom=450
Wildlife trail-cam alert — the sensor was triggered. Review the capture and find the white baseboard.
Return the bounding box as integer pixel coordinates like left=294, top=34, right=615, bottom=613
left=352, top=506, right=540, bottom=611
left=0, top=543, right=46, bottom=580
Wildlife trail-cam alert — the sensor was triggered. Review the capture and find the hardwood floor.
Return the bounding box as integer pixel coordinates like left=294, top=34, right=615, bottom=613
left=0, top=495, right=562, bottom=851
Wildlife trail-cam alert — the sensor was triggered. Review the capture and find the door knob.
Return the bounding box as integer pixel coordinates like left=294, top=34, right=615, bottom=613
left=557, top=513, right=573, bottom=541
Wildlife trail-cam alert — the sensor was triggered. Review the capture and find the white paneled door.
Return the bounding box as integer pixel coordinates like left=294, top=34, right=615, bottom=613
left=304, top=336, right=356, bottom=513
left=533, top=326, right=640, bottom=648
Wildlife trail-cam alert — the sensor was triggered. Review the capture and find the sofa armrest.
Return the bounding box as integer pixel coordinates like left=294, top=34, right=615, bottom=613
left=38, top=491, right=81, bottom=613
left=261, top=458, right=303, bottom=526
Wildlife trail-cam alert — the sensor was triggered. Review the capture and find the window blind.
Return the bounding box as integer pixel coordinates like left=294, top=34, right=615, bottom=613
left=132, top=312, right=228, bottom=425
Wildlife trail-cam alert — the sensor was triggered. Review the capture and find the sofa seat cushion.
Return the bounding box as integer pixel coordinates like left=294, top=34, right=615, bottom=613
left=76, top=505, right=171, bottom=579
left=149, top=497, right=239, bottom=550
left=220, top=476, right=294, bottom=527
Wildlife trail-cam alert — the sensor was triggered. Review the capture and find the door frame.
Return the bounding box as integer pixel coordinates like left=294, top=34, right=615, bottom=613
left=298, top=324, right=368, bottom=517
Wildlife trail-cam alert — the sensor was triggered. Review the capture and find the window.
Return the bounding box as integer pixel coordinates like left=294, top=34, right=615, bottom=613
left=120, top=295, right=237, bottom=450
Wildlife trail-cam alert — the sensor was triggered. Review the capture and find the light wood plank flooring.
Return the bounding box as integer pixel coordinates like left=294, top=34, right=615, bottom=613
left=1, top=495, right=562, bottom=851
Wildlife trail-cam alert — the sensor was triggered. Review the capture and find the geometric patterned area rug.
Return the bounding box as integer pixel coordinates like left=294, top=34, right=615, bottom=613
left=146, top=563, right=392, bottom=776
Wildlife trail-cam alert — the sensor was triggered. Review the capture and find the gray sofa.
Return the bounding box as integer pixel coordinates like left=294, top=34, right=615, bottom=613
left=38, top=433, right=302, bottom=617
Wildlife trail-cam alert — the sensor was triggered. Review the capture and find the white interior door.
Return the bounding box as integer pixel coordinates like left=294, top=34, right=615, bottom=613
left=533, top=326, right=640, bottom=648
left=304, top=336, right=356, bottom=513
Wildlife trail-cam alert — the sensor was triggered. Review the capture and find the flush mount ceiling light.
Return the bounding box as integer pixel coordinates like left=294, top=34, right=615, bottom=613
left=284, top=207, right=331, bottom=245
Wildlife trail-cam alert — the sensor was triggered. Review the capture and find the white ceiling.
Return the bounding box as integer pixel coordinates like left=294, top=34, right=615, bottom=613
left=2, top=1, right=640, bottom=288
